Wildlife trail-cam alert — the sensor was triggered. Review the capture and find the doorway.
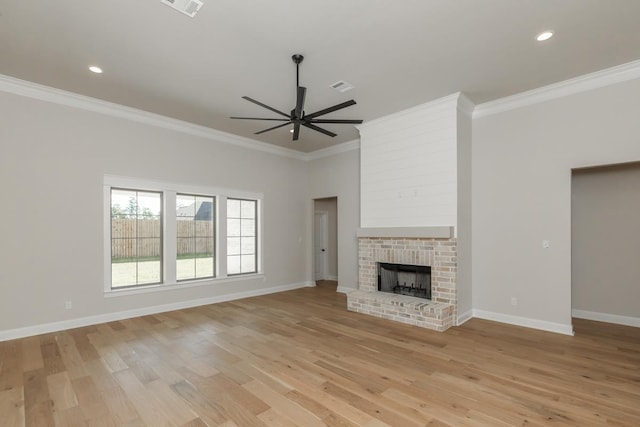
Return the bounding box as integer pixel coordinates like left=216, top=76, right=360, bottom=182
left=313, top=197, right=338, bottom=283
left=571, top=162, right=640, bottom=327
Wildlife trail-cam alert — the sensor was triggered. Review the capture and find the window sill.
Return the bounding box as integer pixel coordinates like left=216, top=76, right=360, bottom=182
left=104, top=273, right=265, bottom=298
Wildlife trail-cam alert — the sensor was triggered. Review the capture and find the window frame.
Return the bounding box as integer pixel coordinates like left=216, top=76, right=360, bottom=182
left=103, top=175, right=263, bottom=296
left=110, top=187, right=164, bottom=289
left=226, top=197, right=258, bottom=276
left=176, top=193, right=216, bottom=282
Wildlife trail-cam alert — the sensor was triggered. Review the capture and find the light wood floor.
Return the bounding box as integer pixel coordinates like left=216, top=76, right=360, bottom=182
left=1, top=281, right=639, bottom=426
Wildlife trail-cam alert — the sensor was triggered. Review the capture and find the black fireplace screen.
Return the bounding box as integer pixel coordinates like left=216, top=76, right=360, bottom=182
left=378, top=262, right=431, bottom=300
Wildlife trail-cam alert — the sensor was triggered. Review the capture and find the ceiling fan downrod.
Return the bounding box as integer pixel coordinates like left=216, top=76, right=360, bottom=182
left=292, top=54, right=304, bottom=88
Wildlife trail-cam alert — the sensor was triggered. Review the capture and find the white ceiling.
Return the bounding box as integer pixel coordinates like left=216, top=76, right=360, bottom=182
left=2, top=0, right=640, bottom=152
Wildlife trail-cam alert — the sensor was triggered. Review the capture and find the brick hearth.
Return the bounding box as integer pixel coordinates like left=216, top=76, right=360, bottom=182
left=347, top=237, right=457, bottom=331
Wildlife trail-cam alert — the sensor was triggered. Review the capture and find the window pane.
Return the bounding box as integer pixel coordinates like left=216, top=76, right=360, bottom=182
left=137, top=259, right=161, bottom=284
left=177, top=258, right=195, bottom=281
left=241, top=237, right=255, bottom=254
left=227, top=255, right=241, bottom=275
left=176, top=194, right=215, bottom=281
left=227, top=237, right=240, bottom=255
left=111, top=261, right=136, bottom=288
left=138, top=216, right=161, bottom=237
left=241, top=255, right=255, bottom=273
left=227, top=218, right=241, bottom=237
left=227, top=199, right=241, bottom=217
left=196, top=257, right=214, bottom=278
left=241, top=219, right=255, bottom=237
left=138, top=192, right=161, bottom=216
left=177, top=219, right=195, bottom=239
left=241, top=200, right=256, bottom=219
left=176, top=195, right=196, bottom=217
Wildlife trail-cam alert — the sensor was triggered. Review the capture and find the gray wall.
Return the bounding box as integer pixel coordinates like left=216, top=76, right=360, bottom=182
left=572, top=163, right=640, bottom=318
left=473, top=77, right=640, bottom=331
left=0, top=90, right=309, bottom=333
left=308, top=149, right=360, bottom=291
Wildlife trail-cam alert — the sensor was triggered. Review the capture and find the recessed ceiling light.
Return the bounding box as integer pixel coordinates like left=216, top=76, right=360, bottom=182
left=89, top=66, right=103, bottom=74
left=536, top=31, right=553, bottom=42
left=290, top=129, right=294, bottom=133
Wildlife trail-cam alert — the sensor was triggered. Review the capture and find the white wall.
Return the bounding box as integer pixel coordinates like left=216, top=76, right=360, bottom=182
left=472, top=77, right=640, bottom=333
left=0, top=89, right=310, bottom=335
left=359, top=96, right=458, bottom=228
left=308, top=148, right=360, bottom=291
left=572, top=163, right=640, bottom=321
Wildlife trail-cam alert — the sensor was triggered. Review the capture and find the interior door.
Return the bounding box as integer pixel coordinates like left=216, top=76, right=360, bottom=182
left=314, top=211, right=328, bottom=280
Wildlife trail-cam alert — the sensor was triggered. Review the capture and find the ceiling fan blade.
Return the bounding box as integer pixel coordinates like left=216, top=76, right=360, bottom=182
left=230, top=117, right=290, bottom=121
left=242, top=96, right=290, bottom=118
left=292, top=123, right=301, bottom=141
left=255, top=121, right=292, bottom=135
left=302, top=122, right=337, bottom=138
left=295, top=86, right=306, bottom=119
left=309, top=119, right=363, bottom=124
left=305, top=100, right=357, bottom=119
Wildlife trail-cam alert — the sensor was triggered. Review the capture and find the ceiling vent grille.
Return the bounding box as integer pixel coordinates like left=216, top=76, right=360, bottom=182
left=330, top=80, right=355, bottom=93
left=161, top=0, right=203, bottom=18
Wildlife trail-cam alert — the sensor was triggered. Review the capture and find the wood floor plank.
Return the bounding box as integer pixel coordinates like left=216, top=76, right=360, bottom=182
left=243, top=379, right=326, bottom=427
left=23, top=369, right=55, bottom=427
left=1, top=282, right=639, bottom=426
left=99, top=385, right=143, bottom=425
left=0, top=387, right=26, bottom=427
left=21, top=337, right=44, bottom=373
left=46, top=371, right=78, bottom=412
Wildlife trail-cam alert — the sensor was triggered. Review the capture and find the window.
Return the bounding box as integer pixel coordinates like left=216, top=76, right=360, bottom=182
left=227, top=198, right=257, bottom=275
left=176, top=194, right=215, bottom=281
left=105, top=176, right=262, bottom=293
left=110, top=189, right=163, bottom=288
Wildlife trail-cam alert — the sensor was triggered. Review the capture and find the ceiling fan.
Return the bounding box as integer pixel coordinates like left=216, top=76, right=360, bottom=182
left=231, top=54, right=363, bottom=141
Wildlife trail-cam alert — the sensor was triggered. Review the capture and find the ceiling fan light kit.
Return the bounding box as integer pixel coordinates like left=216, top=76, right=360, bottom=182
left=230, top=54, right=363, bottom=141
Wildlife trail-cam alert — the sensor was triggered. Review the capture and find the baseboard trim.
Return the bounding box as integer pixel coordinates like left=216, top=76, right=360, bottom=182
left=572, top=309, right=640, bottom=328
left=336, top=286, right=356, bottom=294
left=326, top=275, right=339, bottom=281
left=456, top=309, right=473, bottom=326
left=473, top=309, right=574, bottom=336
left=0, top=282, right=312, bottom=342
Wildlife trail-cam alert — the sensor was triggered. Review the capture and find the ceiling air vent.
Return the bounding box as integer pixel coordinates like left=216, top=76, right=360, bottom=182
left=330, top=80, right=355, bottom=93
left=161, top=0, right=203, bottom=18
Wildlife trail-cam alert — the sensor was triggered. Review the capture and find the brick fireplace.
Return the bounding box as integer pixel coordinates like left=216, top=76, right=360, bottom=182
left=347, top=230, right=457, bottom=331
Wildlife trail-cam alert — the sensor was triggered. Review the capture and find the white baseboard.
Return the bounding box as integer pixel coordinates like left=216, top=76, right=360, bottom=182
left=336, top=286, right=356, bottom=294
left=326, top=275, right=338, bottom=281
left=572, top=309, right=640, bottom=328
left=473, top=309, right=575, bottom=336
left=0, top=282, right=312, bottom=342
left=456, top=309, right=473, bottom=326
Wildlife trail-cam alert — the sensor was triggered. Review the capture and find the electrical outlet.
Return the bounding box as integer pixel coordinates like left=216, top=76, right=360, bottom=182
left=65, top=301, right=72, bottom=310
left=510, top=297, right=517, bottom=306
left=542, top=240, right=550, bottom=249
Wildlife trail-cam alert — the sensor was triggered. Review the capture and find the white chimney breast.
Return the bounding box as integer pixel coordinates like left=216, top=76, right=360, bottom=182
left=358, top=93, right=461, bottom=230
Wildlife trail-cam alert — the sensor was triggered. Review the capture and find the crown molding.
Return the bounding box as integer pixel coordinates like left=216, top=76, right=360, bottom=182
left=457, top=92, right=475, bottom=116
left=303, top=139, right=360, bottom=161
left=474, top=59, right=640, bottom=118
left=357, top=92, right=463, bottom=132
left=0, top=74, right=308, bottom=160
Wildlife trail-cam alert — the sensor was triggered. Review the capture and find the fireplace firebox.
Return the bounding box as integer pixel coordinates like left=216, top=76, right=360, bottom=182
left=377, top=262, right=431, bottom=300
